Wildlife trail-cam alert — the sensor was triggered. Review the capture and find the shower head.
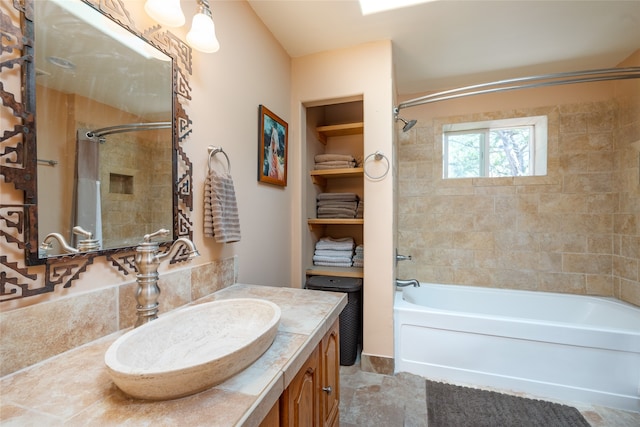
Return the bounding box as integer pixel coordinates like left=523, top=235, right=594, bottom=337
left=398, top=116, right=417, bottom=132
left=393, top=107, right=417, bottom=132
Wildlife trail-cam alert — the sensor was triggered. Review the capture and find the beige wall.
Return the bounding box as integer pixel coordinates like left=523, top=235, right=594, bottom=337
left=0, top=0, right=292, bottom=374
left=397, top=51, right=640, bottom=307
left=291, top=41, right=396, bottom=359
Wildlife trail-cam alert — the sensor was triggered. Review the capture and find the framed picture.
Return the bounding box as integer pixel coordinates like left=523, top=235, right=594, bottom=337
left=258, top=105, right=288, bottom=186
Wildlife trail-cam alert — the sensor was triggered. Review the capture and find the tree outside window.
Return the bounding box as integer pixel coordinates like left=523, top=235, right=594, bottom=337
left=443, top=116, right=546, bottom=179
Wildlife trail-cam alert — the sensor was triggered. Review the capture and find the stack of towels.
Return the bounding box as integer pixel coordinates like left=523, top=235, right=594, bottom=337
left=314, top=153, right=357, bottom=170
left=317, top=193, right=360, bottom=219
left=356, top=200, right=364, bottom=219
left=313, top=236, right=355, bottom=267
left=352, top=244, right=364, bottom=268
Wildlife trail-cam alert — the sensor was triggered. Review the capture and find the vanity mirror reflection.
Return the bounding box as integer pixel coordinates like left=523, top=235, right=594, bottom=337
left=0, top=0, right=194, bottom=299
left=36, top=0, right=174, bottom=256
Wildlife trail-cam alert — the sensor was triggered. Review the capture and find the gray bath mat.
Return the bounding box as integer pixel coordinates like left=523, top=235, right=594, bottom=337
left=426, top=380, right=591, bottom=427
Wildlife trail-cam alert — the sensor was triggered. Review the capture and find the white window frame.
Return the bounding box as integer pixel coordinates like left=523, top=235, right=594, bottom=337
left=443, top=115, right=547, bottom=179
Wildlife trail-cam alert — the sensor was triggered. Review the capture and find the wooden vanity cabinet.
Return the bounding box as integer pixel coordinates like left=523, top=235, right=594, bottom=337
left=282, top=344, right=321, bottom=426
left=276, top=320, right=340, bottom=427
left=319, top=321, right=340, bottom=427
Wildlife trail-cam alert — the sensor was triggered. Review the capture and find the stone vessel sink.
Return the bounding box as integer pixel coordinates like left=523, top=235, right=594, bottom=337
left=104, top=298, right=281, bottom=400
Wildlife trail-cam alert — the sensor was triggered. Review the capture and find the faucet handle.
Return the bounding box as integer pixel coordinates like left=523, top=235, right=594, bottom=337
left=72, top=226, right=93, bottom=239
left=143, top=228, right=171, bottom=243
left=396, top=249, right=412, bottom=263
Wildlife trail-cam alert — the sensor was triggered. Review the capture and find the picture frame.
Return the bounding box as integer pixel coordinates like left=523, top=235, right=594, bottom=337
left=258, top=105, right=288, bottom=186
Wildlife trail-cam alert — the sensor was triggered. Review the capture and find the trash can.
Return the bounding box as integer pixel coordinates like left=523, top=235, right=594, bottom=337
left=305, top=276, right=362, bottom=366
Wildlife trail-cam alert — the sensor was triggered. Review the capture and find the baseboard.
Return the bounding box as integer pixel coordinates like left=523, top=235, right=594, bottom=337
left=360, top=353, right=394, bottom=375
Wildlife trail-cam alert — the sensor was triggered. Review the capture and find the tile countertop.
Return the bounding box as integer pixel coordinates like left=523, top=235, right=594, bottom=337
left=0, top=284, right=347, bottom=426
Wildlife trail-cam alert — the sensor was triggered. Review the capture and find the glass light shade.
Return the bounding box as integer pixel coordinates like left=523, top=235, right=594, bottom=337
left=144, top=0, right=185, bottom=27
left=186, top=13, right=220, bottom=53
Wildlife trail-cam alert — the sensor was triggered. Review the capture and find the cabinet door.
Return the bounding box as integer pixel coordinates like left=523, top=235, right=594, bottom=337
left=259, top=399, right=280, bottom=427
left=320, top=320, right=340, bottom=427
left=283, top=348, right=320, bottom=427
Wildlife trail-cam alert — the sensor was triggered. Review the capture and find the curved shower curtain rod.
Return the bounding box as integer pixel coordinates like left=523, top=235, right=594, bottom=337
left=396, top=67, right=640, bottom=111
left=86, top=121, right=171, bottom=139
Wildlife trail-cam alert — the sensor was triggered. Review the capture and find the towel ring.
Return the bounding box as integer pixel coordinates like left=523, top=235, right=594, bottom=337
left=207, top=145, right=231, bottom=174
left=363, top=150, right=390, bottom=180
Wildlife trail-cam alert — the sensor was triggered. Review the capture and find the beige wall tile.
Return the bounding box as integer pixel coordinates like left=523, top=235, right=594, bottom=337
left=585, top=274, right=614, bottom=296
left=613, top=255, right=638, bottom=281
left=562, top=173, right=613, bottom=194
left=0, top=288, right=117, bottom=377
left=538, top=193, right=587, bottom=213
left=563, top=253, right=612, bottom=275
left=539, top=232, right=587, bottom=253
left=587, top=235, right=613, bottom=254
left=538, top=272, right=585, bottom=294
left=619, top=278, right=640, bottom=306
left=560, top=213, right=612, bottom=234
left=538, top=252, right=563, bottom=272
left=614, top=213, right=638, bottom=234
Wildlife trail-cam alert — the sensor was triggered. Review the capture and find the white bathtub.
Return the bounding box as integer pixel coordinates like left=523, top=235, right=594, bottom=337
left=394, top=283, right=640, bottom=411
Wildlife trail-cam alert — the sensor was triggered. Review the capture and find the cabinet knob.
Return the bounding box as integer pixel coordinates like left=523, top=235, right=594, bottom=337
left=322, top=386, right=332, bottom=394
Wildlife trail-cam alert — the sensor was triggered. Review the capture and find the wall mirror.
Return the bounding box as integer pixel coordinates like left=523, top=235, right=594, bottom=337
left=36, top=0, right=174, bottom=257
left=0, top=0, right=194, bottom=299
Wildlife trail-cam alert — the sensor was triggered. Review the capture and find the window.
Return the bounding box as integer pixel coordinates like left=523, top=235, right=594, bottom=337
left=443, top=116, right=547, bottom=179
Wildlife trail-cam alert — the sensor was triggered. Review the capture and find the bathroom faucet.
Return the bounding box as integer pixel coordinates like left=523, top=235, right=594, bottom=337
left=40, top=226, right=100, bottom=255
left=134, top=229, right=200, bottom=327
left=40, top=233, right=79, bottom=254
left=396, top=279, right=420, bottom=288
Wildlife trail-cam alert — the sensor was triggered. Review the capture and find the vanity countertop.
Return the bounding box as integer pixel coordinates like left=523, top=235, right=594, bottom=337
left=0, top=284, right=347, bottom=426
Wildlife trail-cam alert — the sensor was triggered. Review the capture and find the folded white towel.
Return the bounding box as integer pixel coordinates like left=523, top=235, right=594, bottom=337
left=317, top=200, right=359, bottom=208
left=314, top=249, right=354, bottom=257
left=315, top=153, right=355, bottom=163
left=313, top=255, right=353, bottom=263
left=315, top=236, right=354, bottom=251
left=314, top=161, right=356, bottom=170
left=204, top=170, right=241, bottom=243
left=317, top=192, right=359, bottom=201
left=317, top=207, right=357, bottom=216
left=313, top=260, right=353, bottom=268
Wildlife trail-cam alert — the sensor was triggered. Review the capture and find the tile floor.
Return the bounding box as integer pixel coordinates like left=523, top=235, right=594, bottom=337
left=339, top=359, right=640, bottom=427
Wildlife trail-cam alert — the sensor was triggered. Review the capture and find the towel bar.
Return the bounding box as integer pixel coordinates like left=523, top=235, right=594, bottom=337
left=207, top=146, right=231, bottom=174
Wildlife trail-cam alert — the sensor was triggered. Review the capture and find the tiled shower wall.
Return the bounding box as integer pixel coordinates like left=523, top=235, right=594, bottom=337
left=0, top=257, right=237, bottom=377
left=613, top=81, right=640, bottom=305
left=99, top=131, right=173, bottom=248
left=397, top=92, right=639, bottom=307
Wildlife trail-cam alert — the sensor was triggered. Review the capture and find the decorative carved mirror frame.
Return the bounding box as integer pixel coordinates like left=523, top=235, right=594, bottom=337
left=0, top=0, right=194, bottom=302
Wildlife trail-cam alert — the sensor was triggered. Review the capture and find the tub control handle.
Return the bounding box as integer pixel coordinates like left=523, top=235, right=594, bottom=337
left=396, top=249, right=412, bottom=263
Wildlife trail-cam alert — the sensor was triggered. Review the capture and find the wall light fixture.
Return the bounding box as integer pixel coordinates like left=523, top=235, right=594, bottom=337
left=144, top=0, right=220, bottom=53
left=144, top=0, right=185, bottom=27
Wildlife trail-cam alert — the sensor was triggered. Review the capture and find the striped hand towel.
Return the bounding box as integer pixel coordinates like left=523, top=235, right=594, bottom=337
left=204, top=170, right=241, bottom=243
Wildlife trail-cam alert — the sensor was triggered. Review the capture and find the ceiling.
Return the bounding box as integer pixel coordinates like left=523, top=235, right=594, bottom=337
left=246, top=0, right=640, bottom=96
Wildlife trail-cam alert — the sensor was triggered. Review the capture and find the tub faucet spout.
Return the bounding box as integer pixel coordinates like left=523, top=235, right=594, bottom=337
left=396, top=279, right=420, bottom=288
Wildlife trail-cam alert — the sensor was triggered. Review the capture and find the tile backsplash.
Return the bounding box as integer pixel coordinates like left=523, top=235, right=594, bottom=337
left=0, top=258, right=237, bottom=377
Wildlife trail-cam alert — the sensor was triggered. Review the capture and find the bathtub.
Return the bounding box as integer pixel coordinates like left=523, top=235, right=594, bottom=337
left=394, top=283, right=640, bottom=412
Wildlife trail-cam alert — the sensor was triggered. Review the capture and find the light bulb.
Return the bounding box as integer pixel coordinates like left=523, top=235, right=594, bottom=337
left=144, top=0, right=185, bottom=27
left=186, top=11, right=220, bottom=53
